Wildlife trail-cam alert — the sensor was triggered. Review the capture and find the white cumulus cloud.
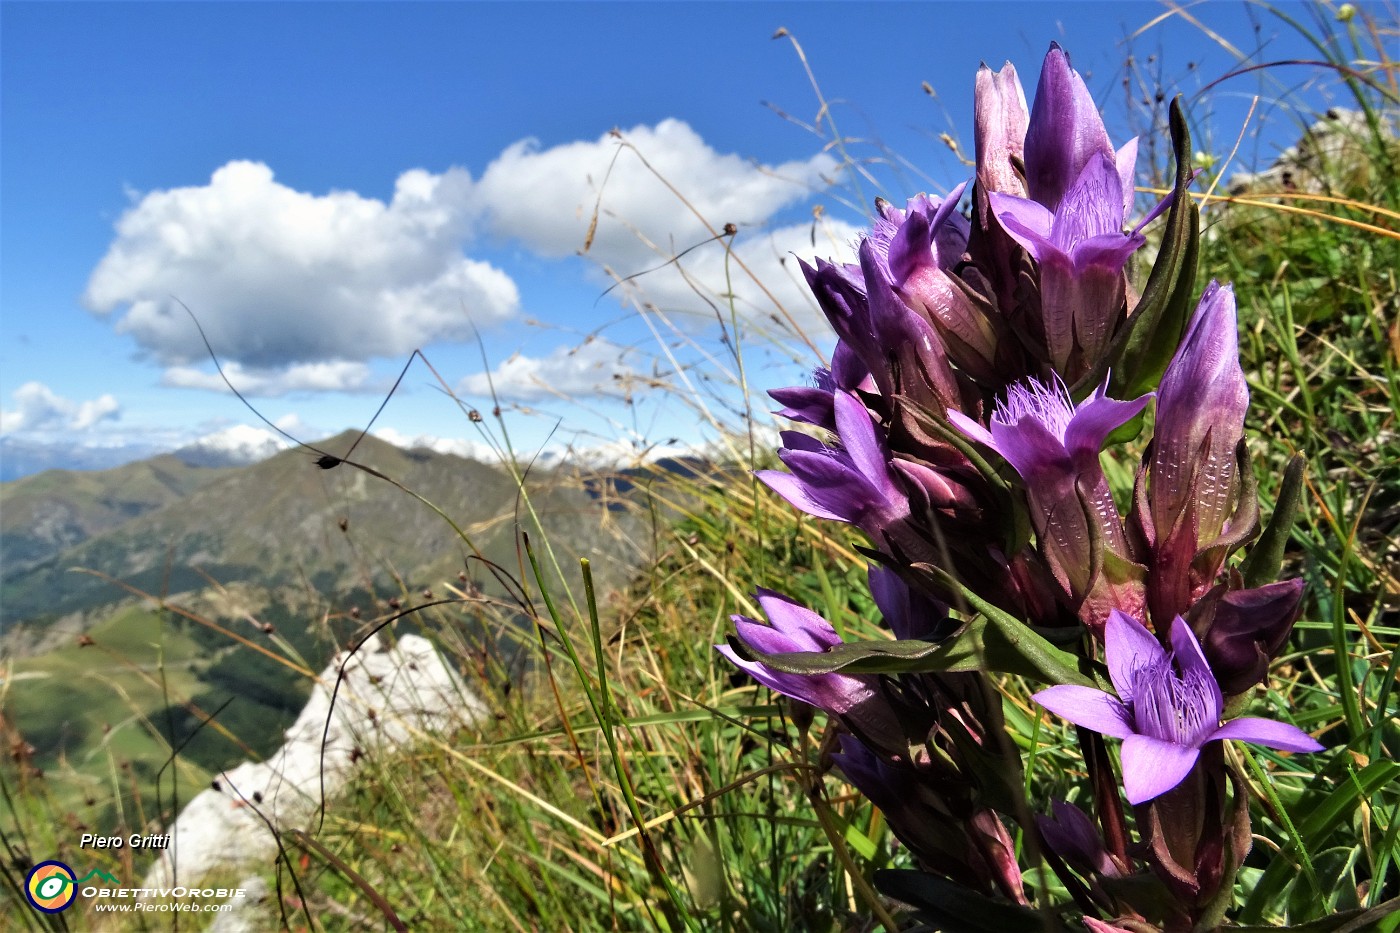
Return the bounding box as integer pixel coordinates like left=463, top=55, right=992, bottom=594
left=620, top=218, right=863, bottom=338
left=161, top=360, right=375, bottom=396
left=0, top=382, right=121, bottom=434
left=474, top=119, right=837, bottom=263
left=459, top=340, right=642, bottom=402
left=272, top=412, right=318, bottom=437
left=471, top=120, right=854, bottom=332
left=84, top=161, right=518, bottom=369
left=371, top=428, right=497, bottom=462
left=83, top=122, right=853, bottom=400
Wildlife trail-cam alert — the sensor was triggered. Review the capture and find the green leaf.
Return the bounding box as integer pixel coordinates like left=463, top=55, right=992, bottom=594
left=725, top=624, right=987, bottom=676
left=1288, top=846, right=1362, bottom=918
left=1241, top=454, right=1306, bottom=588
left=911, top=562, right=1096, bottom=687
left=1230, top=898, right=1400, bottom=932
left=728, top=554, right=1094, bottom=684
left=730, top=593, right=1093, bottom=687
left=824, top=807, right=882, bottom=862
left=872, top=870, right=1053, bottom=933
left=1079, top=96, right=1201, bottom=399
left=1241, top=760, right=1400, bottom=922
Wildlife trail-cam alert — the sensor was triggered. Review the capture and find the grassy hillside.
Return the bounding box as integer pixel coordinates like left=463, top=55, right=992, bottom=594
left=0, top=454, right=236, bottom=575
left=1, top=430, right=651, bottom=634
left=0, top=431, right=660, bottom=867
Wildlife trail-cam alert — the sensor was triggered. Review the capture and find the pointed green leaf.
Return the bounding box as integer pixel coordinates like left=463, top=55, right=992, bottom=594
left=1076, top=96, right=1201, bottom=399
left=912, top=562, right=1096, bottom=687
left=1241, top=454, right=1306, bottom=588
left=873, top=870, right=1052, bottom=933
left=1231, top=901, right=1400, bottom=933
left=725, top=623, right=987, bottom=676
left=729, top=566, right=1094, bottom=685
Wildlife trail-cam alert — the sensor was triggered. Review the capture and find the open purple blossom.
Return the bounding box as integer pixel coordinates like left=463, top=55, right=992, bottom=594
left=756, top=389, right=908, bottom=537
left=870, top=187, right=1004, bottom=384
left=801, top=245, right=965, bottom=416
left=948, top=376, right=1149, bottom=625
left=715, top=589, right=878, bottom=718
left=759, top=386, right=980, bottom=573
left=769, top=344, right=873, bottom=433
left=948, top=375, right=1148, bottom=491
left=761, top=389, right=897, bottom=522
left=716, top=591, right=915, bottom=759
left=990, top=152, right=1146, bottom=376
left=868, top=189, right=972, bottom=277
left=1034, top=610, right=1322, bottom=805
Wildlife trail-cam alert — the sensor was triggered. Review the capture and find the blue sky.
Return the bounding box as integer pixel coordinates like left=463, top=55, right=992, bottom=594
left=0, top=1, right=1354, bottom=471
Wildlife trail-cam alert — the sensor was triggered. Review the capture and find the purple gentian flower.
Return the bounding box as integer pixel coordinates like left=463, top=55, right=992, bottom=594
left=970, top=58, right=1033, bottom=323
left=756, top=389, right=909, bottom=538
left=716, top=592, right=907, bottom=758
left=990, top=152, right=1146, bottom=376
left=974, top=60, right=1030, bottom=199
left=767, top=343, right=871, bottom=432
left=800, top=257, right=877, bottom=379
left=868, top=565, right=953, bottom=641
left=768, top=381, right=839, bottom=431
left=947, top=375, right=1148, bottom=491
left=1150, top=280, right=1249, bottom=551
left=801, top=245, right=965, bottom=415
left=868, top=188, right=1003, bottom=384
left=832, top=735, right=1026, bottom=902
left=868, top=189, right=972, bottom=279
left=1036, top=799, right=1121, bottom=880
left=1203, top=578, right=1306, bottom=696
left=948, top=376, right=1149, bottom=626
left=1023, top=44, right=1138, bottom=216
left=1034, top=610, right=1323, bottom=805
left=1139, top=281, right=1252, bottom=624
left=715, top=589, right=878, bottom=717
left=857, top=238, right=966, bottom=412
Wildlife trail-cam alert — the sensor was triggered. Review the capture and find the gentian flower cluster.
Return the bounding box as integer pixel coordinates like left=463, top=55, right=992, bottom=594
left=718, top=44, right=1323, bottom=930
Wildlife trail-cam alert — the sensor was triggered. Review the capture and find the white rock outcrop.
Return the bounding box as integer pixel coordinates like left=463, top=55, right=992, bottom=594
left=1226, top=108, right=1388, bottom=195
left=143, top=633, right=484, bottom=889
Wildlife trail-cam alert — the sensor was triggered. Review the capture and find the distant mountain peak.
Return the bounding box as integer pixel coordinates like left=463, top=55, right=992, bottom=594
left=173, top=425, right=290, bottom=468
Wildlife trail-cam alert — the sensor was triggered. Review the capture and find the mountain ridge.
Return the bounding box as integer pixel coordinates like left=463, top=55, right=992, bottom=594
left=1, top=430, right=654, bottom=645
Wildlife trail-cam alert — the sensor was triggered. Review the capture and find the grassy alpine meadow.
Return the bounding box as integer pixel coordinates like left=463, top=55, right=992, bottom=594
left=3, top=3, right=1397, bottom=931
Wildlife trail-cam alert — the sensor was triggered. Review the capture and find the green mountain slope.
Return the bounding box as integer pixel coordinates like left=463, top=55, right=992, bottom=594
left=0, top=454, right=238, bottom=575
left=0, top=431, right=660, bottom=832
left=1, top=431, right=651, bottom=639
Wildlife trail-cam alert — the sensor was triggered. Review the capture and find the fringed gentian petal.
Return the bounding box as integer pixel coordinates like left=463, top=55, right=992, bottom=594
left=1033, top=610, right=1322, bottom=804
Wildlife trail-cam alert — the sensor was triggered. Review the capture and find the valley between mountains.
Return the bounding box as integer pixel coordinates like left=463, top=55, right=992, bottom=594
left=0, top=430, right=663, bottom=831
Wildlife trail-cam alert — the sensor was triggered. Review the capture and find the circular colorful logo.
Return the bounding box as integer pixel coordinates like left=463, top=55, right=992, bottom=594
left=25, top=860, right=77, bottom=913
